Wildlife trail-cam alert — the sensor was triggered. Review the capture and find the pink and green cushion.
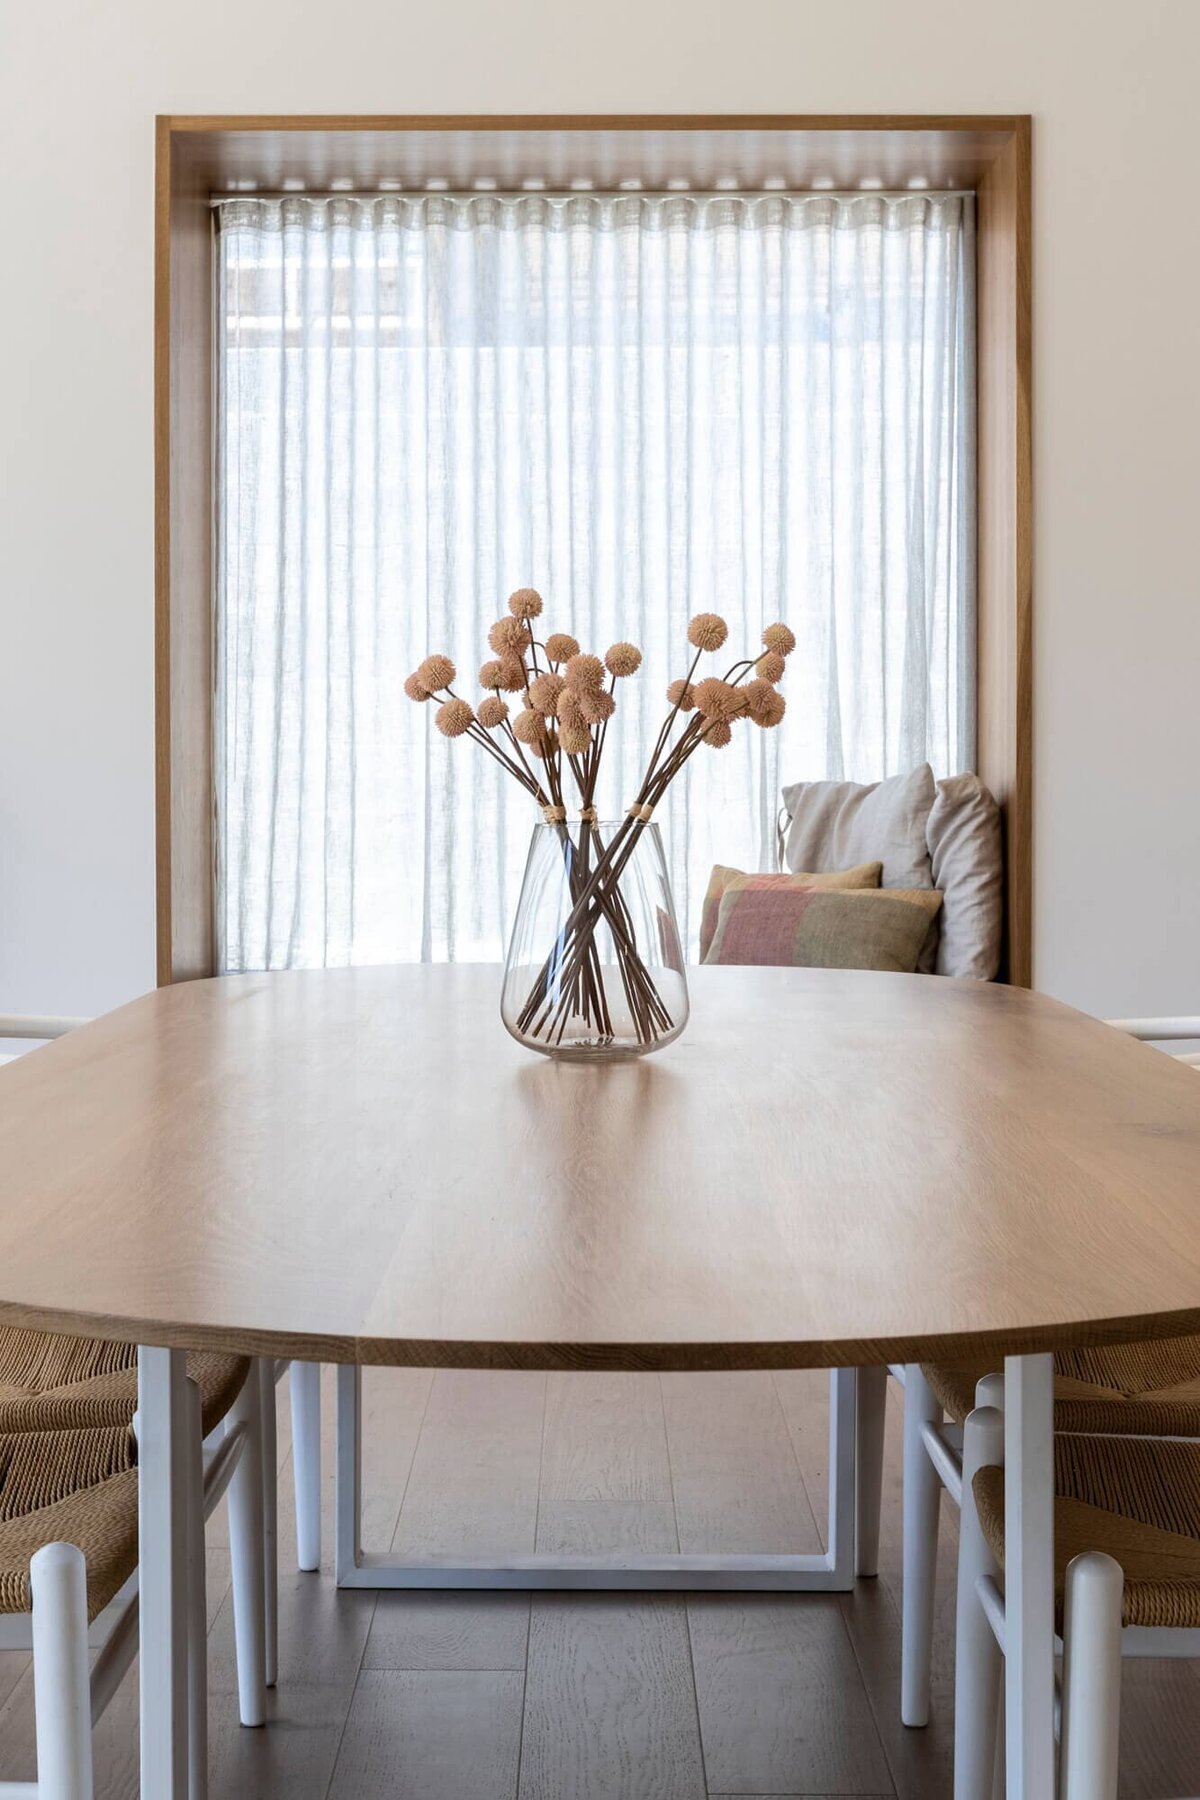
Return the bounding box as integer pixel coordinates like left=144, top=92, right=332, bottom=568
left=699, top=862, right=882, bottom=962
left=703, top=879, right=943, bottom=973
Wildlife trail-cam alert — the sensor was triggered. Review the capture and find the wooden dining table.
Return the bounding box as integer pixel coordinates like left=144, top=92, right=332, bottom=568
left=2, top=962, right=1200, bottom=1800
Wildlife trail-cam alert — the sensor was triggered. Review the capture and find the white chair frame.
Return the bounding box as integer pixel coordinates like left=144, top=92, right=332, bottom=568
left=957, top=1395, right=1200, bottom=1800
left=879, top=1016, right=1200, bottom=1741
left=0, top=1362, right=270, bottom=1800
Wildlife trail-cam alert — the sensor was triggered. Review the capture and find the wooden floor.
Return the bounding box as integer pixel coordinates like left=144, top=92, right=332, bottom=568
left=0, top=1367, right=1197, bottom=1797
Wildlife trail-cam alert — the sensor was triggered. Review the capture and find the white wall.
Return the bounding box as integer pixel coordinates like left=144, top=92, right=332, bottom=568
left=2, top=0, right=1197, bottom=1018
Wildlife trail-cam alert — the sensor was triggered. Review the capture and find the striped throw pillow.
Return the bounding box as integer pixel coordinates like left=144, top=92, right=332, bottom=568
left=704, top=880, right=943, bottom=973
left=698, top=862, right=882, bottom=962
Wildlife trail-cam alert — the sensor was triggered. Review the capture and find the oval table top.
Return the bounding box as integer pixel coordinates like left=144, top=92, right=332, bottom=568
left=1, top=964, right=1199, bottom=1371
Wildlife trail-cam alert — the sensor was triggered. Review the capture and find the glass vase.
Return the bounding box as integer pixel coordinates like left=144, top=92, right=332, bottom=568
left=501, top=818, right=689, bottom=1061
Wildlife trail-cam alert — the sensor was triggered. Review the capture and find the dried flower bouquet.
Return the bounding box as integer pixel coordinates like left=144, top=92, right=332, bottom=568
left=406, top=590, right=793, bottom=1051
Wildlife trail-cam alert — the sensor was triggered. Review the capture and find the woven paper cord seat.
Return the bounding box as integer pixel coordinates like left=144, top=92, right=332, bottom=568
left=0, top=1425, right=139, bottom=1621
left=921, top=1333, right=1200, bottom=1437
left=0, top=1329, right=249, bottom=1436
left=973, top=1435, right=1200, bottom=1630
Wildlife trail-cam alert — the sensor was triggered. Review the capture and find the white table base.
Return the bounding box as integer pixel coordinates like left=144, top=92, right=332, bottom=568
left=1003, top=1351, right=1056, bottom=1800
left=333, top=1364, right=861, bottom=1592
left=138, top=1346, right=191, bottom=1799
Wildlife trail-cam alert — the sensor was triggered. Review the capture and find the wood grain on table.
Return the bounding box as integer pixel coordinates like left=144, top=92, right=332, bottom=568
left=0, top=964, right=1198, bottom=1369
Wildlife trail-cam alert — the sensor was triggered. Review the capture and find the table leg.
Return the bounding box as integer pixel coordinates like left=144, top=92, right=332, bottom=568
left=854, top=1364, right=888, bottom=1578
left=335, top=1363, right=363, bottom=1587
left=335, top=1361, right=860, bottom=1591
left=1003, top=1352, right=1055, bottom=1800
left=828, top=1366, right=858, bottom=1590
left=138, top=1346, right=190, bottom=1799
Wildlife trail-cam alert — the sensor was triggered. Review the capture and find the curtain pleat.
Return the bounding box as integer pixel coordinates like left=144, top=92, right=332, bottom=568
left=216, top=192, right=975, bottom=970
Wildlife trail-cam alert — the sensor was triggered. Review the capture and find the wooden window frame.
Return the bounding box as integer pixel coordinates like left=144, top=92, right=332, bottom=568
left=155, top=114, right=1031, bottom=986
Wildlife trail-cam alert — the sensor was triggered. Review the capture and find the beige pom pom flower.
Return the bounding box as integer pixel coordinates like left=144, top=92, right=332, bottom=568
left=528, top=672, right=566, bottom=715
left=545, top=632, right=580, bottom=664
left=693, top=676, right=743, bottom=720
left=507, top=587, right=544, bottom=620
left=563, top=652, right=605, bottom=692
left=556, top=688, right=586, bottom=730
left=579, top=688, right=616, bottom=725
left=512, top=707, right=549, bottom=747
left=559, top=723, right=592, bottom=756
left=527, top=726, right=558, bottom=761
left=479, top=658, right=506, bottom=689
left=418, top=654, right=456, bottom=692
left=488, top=616, right=528, bottom=657
left=667, top=678, right=697, bottom=710
left=762, top=622, right=797, bottom=657
left=404, top=672, right=430, bottom=702
left=477, top=695, right=509, bottom=729
left=605, top=642, right=642, bottom=679
left=687, top=612, right=729, bottom=653
left=744, top=677, right=787, bottom=728
left=756, top=650, right=786, bottom=683
left=435, top=698, right=474, bottom=738
left=495, top=656, right=528, bottom=693
left=704, top=719, right=733, bottom=749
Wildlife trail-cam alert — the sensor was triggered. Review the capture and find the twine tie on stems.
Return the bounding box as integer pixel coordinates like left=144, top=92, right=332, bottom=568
left=579, top=806, right=599, bottom=823
left=541, top=804, right=567, bottom=824
left=626, top=803, right=654, bottom=822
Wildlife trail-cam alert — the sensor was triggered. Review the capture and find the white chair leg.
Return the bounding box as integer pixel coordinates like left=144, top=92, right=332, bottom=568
left=977, top=1353, right=1007, bottom=1788
left=289, top=1360, right=321, bottom=1573
left=991, top=1678, right=1006, bottom=1800
left=901, top=1362, right=942, bottom=1725
left=975, top=1372, right=1005, bottom=1413
left=855, top=1364, right=888, bottom=1579
left=225, top=1365, right=267, bottom=1727
left=977, top=1357, right=1007, bottom=1778
left=184, top=1378, right=208, bottom=1800
left=256, top=1360, right=278, bottom=1688
left=30, top=1542, right=93, bottom=1800
left=953, top=1404, right=1005, bottom=1800
left=1060, top=1551, right=1123, bottom=1800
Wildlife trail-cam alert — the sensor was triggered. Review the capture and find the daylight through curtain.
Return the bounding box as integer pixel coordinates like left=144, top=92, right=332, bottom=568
left=216, top=191, right=975, bottom=968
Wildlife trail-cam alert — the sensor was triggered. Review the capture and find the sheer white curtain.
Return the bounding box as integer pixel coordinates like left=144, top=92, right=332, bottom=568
left=216, top=192, right=974, bottom=970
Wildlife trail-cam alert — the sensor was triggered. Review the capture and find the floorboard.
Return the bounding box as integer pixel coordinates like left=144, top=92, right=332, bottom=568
left=327, top=1669, right=524, bottom=1800
left=363, top=1590, right=531, bottom=1672
left=541, top=1373, right=673, bottom=1505
left=520, top=1594, right=707, bottom=1800
left=687, top=1593, right=894, bottom=1796
left=390, top=1370, right=546, bottom=1559
left=663, top=1372, right=822, bottom=1555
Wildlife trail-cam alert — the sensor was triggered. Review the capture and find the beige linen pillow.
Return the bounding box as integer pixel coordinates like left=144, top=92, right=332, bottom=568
left=927, top=775, right=1004, bottom=979
left=704, top=881, right=943, bottom=974
left=779, top=766, right=937, bottom=892
left=699, top=861, right=883, bottom=962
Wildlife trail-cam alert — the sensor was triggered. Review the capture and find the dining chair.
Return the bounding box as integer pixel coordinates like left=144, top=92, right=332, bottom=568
left=0, top=1014, right=324, bottom=1601
left=0, top=1365, right=268, bottom=1800
left=891, top=1016, right=1200, bottom=1728
left=956, top=1403, right=1200, bottom=1799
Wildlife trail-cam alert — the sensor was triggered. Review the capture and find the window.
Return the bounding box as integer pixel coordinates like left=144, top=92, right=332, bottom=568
left=216, top=191, right=974, bottom=969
